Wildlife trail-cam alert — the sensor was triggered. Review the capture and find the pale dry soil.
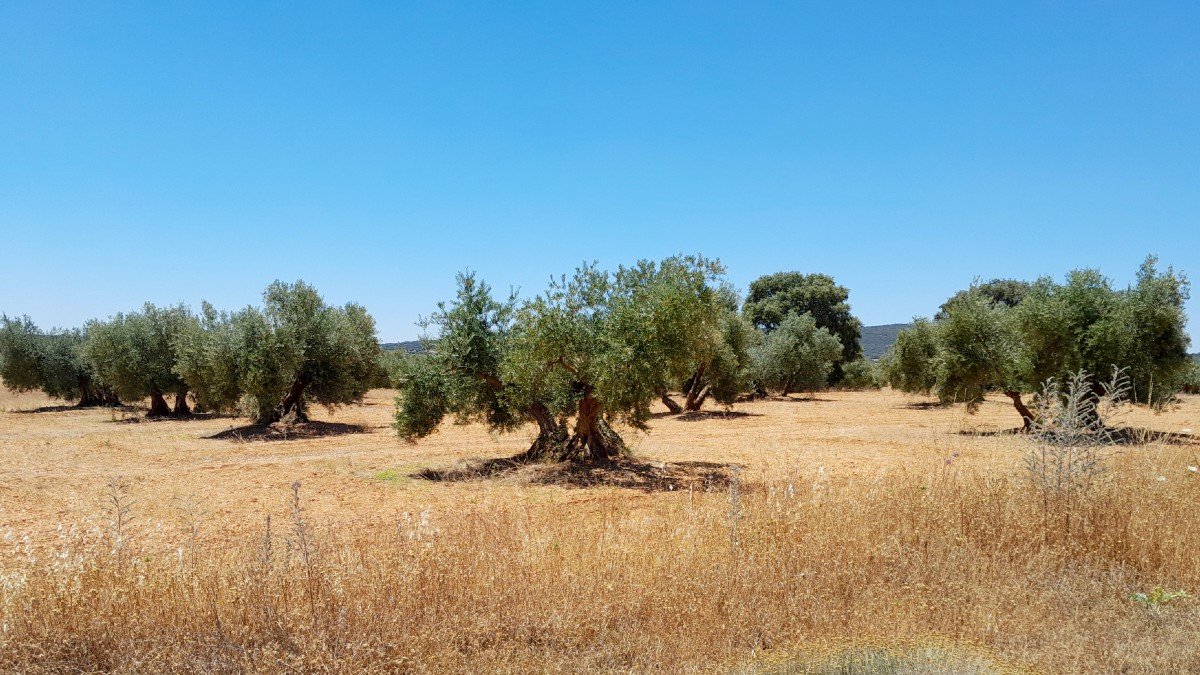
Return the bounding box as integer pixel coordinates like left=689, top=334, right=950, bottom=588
left=1, top=386, right=1196, bottom=555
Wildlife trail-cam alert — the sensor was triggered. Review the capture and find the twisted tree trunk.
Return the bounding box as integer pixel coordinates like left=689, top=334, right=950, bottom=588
left=148, top=389, right=172, bottom=417
left=268, top=373, right=311, bottom=423
left=76, top=378, right=100, bottom=407
left=521, top=401, right=568, bottom=459
left=1004, top=390, right=1035, bottom=431
left=686, top=385, right=711, bottom=412
left=565, top=387, right=626, bottom=461
left=173, top=388, right=191, bottom=415
left=683, top=365, right=707, bottom=411
left=659, top=391, right=683, bottom=414
left=76, top=377, right=118, bottom=407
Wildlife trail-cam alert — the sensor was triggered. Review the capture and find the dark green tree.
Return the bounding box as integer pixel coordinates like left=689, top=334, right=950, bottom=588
left=743, top=272, right=862, bottom=380
left=935, top=278, right=1031, bottom=320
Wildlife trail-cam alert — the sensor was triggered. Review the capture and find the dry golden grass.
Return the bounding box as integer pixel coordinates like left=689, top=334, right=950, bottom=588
left=1, top=386, right=1199, bottom=672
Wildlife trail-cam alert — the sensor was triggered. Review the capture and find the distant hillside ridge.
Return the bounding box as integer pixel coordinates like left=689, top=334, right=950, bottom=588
left=381, top=340, right=423, bottom=354
left=861, top=323, right=911, bottom=360
left=385, top=326, right=911, bottom=359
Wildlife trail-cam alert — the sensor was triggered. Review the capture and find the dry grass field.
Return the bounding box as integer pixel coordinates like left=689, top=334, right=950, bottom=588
left=1, top=385, right=1199, bottom=673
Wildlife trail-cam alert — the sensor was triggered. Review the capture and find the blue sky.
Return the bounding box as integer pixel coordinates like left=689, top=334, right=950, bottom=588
left=2, top=2, right=1197, bottom=343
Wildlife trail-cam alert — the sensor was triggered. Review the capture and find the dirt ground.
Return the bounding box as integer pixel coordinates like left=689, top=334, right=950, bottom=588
left=2, top=386, right=1197, bottom=555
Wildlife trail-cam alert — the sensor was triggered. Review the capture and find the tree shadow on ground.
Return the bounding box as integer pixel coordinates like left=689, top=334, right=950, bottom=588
left=958, top=426, right=1200, bottom=446
left=675, top=410, right=762, bottom=422
left=958, top=428, right=1024, bottom=437
left=117, top=412, right=237, bottom=424
left=12, top=404, right=133, bottom=414
left=207, top=421, right=369, bottom=442
left=776, top=396, right=835, bottom=403
left=649, top=410, right=763, bottom=421
left=415, top=456, right=739, bottom=492
left=1107, top=427, right=1200, bottom=446
left=901, top=402, right=951, bottom=410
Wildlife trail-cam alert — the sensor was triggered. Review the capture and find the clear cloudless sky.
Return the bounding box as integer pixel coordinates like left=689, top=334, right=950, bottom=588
left=1, top=1, right=1197, bottom=343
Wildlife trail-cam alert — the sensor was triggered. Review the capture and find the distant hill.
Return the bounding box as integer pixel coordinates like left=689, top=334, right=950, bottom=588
left=381, top=340, right=423, bottom=354
left=387, top=327, right=912, bottom=360
left=861, top=323, right=910, bottom=360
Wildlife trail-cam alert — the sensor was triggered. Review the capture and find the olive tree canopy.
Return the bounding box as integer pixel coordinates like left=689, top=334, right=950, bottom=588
left=393, top=272, right=567, bottom=457
left=172, top=281, right=379, bottom=423
left=888, top=257, right=1191, bottom=429
left=83, top=304, right=196, bottom=416
left=398, top=257, right=736, bottom=460
left=882, top=318, right=940, bottom=397
left=0, top=316, right=117, bottom=406
left=751, top=312, right=843, bottom=396
left=932, top=293, right=1034, bottom=427
left=935, top=278, right=1031, bottom=320
left=666, top=284, right=758, bottom=413
left=503, top=255, right=729, bottom=460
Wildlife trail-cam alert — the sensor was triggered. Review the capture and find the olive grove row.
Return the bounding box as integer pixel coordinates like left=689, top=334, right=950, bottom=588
left=1, top=254, right=1194, bottom=461
left=883, top=257, right=1195, bottom=428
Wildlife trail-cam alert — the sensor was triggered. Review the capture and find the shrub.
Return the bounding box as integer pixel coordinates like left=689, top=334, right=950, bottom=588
left=839, top=357, right=882, bottom=390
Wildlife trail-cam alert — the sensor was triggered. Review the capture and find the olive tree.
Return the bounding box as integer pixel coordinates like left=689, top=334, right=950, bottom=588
left=882, top=318, right=940, bottom=396
left=933, top=292, right=1035, bottom=428
left=751, top=312, right=843, bottom=396
left=172, top=302, right=243, bottom=414
left=666, top=285, right=759, bottom=413
left=393, top=272, right=568, bottom=458
left=0, top=316, right=117, bottom=406
left=840, top=358, right=883, bottom=390
left=893, top=257, right=1191, bottom=429
left=1014, top=258, right=1191, bottom=409
left=83, top=304, right=196, bottom=416
left=744, top=272, right=863, bottom=380
left=501, top=255, right=729, bottom=460
left=703, top=310, right=760, bottom=406
left=171, top=281, right=379, bottom=423
left=1183, top=356, right=1200, bottom=395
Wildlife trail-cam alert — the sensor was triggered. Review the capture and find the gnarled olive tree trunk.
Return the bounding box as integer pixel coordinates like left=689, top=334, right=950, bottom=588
left=519, top=401, right=569, bottom=460
left=173, top=387, right=191, bottom=415
left=267, top=373, right=311, bottom=424
left=564, top=387, right=626, bottom=461
left=682, top=365, right=708, bottom=411
left=659, top=390, right=683, bottom=414
left=76, top=377, right=119, bottom=408
left=148, top=389, right=172, bottom=417
left=1004, top=390, right=1035, bottom=431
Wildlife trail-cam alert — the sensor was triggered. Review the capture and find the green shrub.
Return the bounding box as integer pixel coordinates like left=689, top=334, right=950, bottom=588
left=839, top=357, right=882, bottom=390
